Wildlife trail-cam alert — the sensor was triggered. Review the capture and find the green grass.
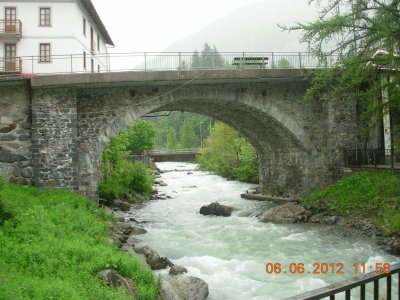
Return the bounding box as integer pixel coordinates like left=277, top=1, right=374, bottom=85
left=0, top=178, right=159, bottom=300
left=302, top=171, right=400, bottom=235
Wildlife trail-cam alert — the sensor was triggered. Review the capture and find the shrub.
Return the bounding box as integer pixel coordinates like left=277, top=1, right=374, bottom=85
left=99, top=161, right=153, bottom=201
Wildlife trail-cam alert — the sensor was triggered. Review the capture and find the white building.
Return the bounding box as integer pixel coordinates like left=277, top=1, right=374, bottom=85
left=0, top=0, right=114, bottom=74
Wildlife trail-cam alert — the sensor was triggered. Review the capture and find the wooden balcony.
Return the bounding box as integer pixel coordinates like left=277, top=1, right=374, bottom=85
left=0, top=20, right=22, bottom=41
left=0, top=57, right=22, bottom=74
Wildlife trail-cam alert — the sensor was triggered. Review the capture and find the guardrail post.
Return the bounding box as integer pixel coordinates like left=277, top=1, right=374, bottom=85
left=70, top=54, right=73, bottom=73
left=299, top=52, right=302, bottom=68
left=178, top=52, right=182, bottom=70
left=31, top=56, right=34, bottom=74
left=242, top=52, right=245, bottom=69
left=212, top=54, right=215, bottom=69
left=373, top=150, right=376, bottom=167
left=144, top=52, right=147, bottom=71
left=391, top=147, right=394, bottom=168
left=271, top=52, right=274, bottom=68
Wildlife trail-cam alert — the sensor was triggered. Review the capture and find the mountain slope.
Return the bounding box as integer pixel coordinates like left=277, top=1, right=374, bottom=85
left=165, top=0, right=317, bottom=52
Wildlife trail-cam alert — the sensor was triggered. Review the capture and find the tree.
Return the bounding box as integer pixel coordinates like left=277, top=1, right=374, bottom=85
left=125, top=120, right=156, bottom=152
left=197, top=122, right=259, bottom=182
left=282, top=0, right=400, bottom=147
left=277, top=58, right=291, bottom=68
left=191, top=43, right=226, bottom=69
left=179, top=119, right=198, bottom=148
left=191, top=50, right=202, bottom=69
left=166, top=128, right=178, bottom=149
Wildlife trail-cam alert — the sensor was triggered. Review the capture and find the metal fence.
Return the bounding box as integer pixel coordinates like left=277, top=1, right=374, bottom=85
left=0, top=52, right=339, bottom=76
left=344, top=149, right=399, bottom=168
left=147, top=149, right=200, bottom=155
left=285, top=263, right=399, bottom=300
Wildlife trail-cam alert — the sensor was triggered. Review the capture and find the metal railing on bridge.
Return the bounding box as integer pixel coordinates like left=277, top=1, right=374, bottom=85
left=344, top=149, right=400, bottom=169
left=147, top=149, right=200, bottom=156
left=285, top=263, right=399, bottom=300
left=0, top=52, right=339, bottom=76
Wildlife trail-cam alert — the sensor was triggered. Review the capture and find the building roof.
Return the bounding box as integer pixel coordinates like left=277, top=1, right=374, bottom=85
left=80, top=0, right=114, bottom=47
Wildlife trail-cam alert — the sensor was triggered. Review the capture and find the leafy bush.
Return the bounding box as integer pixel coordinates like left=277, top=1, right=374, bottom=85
left=99, top=161, right=153, bottom=202
left=99, top=121, right=156, bottom=202
left=302, top=171, right=400, bottom=234
left=0, top=182, right=159, bottom=299
left=197, top=122, right=259, bottom=183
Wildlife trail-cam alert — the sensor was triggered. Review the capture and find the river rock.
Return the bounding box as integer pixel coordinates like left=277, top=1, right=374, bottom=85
left=114, top=199, right=131, bottom=211
left=325, top=215, right=339, bottom=225
left=130, top=226, right=147, bottom=235
left=134, top=246, right=169, bottom=270
left=259, top=203, right=309, bottom=223
left=200, top=202, right=233, bottom=217
left=161, top=275, right=209, bottom=300
left=97, top=269, right=136, bottom=297
left=169, top=265, right=188, bottom=275
left=390, top=238, right=400, bottom=255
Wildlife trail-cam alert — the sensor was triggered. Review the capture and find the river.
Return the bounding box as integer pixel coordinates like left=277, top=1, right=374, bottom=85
left=129, top=162, right=398, bottom=300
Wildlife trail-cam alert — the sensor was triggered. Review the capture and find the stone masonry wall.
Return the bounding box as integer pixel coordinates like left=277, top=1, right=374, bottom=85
left=0, top=79, right=33, bottom=184
left=31, top=88, right=78, bottom=190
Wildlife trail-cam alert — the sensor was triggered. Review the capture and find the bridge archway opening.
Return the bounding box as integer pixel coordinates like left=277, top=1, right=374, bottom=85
left=81, top=89, right=311, bottom=199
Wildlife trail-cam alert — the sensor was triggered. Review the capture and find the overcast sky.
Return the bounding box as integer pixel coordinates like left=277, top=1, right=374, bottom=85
left=91, top=0, right=317, bottom=53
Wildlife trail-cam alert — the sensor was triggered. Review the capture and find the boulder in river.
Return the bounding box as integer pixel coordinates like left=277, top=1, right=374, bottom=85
left=169, top=265, right=188, bottom=275
left=200, top=202, right=233, bottom=217
left=390, top=238, right=400, bottom=255
left=130, top=226, right=147, bottom=235
left=134, top=246, right=169, bottom=270
left=161, top=275, right=209, bottom=300
left=259, top=203, right=310, bottom=223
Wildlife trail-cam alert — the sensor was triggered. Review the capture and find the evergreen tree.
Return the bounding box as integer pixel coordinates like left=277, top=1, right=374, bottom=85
left=191, top=50, right=201, bottom=69
left=179, top=119, right=198, bottom=148
left=282, top=0, right=400, bottom=146
left=166, top=128, right=177, bottom=149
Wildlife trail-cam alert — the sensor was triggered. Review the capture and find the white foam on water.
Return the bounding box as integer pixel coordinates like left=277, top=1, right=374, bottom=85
left=129, top=162, right=398, bottom=300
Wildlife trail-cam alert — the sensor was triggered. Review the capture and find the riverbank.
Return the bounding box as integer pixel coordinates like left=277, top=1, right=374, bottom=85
left=302, top=170, right=400, bottom=254
left=249, top=170, right=400, bottom=255
left=0, top=178, right=159, bottom=299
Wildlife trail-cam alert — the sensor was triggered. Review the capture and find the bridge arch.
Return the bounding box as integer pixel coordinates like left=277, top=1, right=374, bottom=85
left=29, top=70, right=356, bottom=199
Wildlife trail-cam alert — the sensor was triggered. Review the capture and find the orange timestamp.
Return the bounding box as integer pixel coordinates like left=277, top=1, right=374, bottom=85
left=265, top=262, right=391, bottom=275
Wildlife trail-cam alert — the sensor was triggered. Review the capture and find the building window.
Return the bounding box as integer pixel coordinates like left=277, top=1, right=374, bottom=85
left=90, top=27, right=94, bottom=52
left=39, top=43, right=51, bottom=62
left=97, top=35, right=100, bottom=52
left=83, top=51, right=86, bottom=69
left=83, top=17, right=86, bottom=36
left=39, top=8, right=51, bottom=26
left=5, top=7, right=17, bottom=32
left=4, top=44, right=17, bottom=72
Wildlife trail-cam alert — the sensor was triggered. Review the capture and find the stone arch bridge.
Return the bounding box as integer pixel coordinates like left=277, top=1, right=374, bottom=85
left=0, top=69, right=356, bottom=200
